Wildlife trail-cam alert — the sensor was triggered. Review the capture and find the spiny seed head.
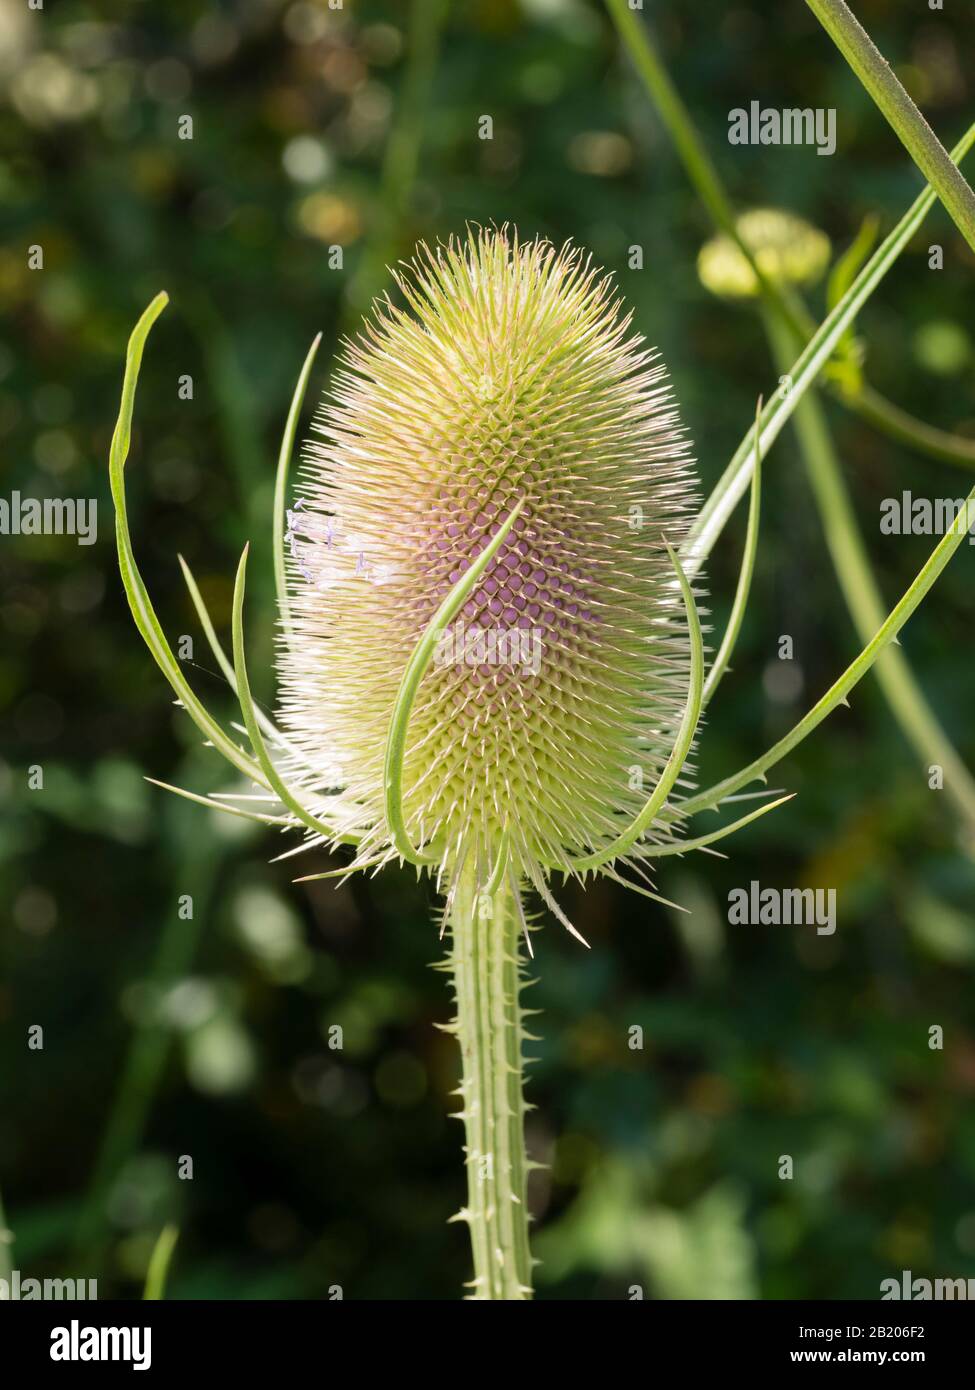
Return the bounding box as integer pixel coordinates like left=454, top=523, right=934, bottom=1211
left=277, top=227, right=702, bottom=886
left=697, top=208, right=831, bottom=299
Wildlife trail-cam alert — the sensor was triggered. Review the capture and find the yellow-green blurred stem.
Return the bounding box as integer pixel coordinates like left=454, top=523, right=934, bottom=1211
left=448, top=860, right=533, bottom=1300
left=0, top=1184, right=13, bottom=1284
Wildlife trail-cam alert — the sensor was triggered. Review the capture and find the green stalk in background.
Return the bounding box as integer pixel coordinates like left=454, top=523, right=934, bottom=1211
left=678, top=477, right=975, bottom=819
left=605, top=0, right=975, bottom=473
left=684, top=126, right=975, bottom=573
left=143, top=1225, right=179, bottom=1301
left=0, top=1184, right=13, bottom=1284
left=852, top=384, right=975, bottom=473
left=806, top=0, right=975, bottom=256
left=763, top=307, right=975, bottom=847
left=343, top=0, right=450, bottom=326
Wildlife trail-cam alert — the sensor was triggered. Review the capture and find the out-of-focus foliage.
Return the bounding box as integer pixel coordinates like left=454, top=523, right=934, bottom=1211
left=1, top=0, right=974, bottom=1299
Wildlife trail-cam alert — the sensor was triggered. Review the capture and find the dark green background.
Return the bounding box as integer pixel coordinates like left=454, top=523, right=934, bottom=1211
left=1, top=0, right=974, bottom=1299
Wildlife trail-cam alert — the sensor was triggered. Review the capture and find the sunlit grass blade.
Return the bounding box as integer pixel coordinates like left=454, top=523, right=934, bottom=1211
left=232, top=546, right=360, bottom=847
left=702, top=399, right=762, bottom=707
left=143, top=1224, right=179, bottom=1301
left=0, top=1184, right=13, bottom=1285
left=681, top=482, right=975, bottom=817
left=568, top=543, right=705, bottom=873
left=274, top=333, right=322, bottom=642
left=109, top=293, right=269, bottom=787
left=383, top=497, right=527, bottom=867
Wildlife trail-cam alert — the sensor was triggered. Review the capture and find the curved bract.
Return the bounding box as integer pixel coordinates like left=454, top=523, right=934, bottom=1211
left=383, top=497, right=528, bottom=869
left=232, top=546, right=359, bottom=848
left=108, top=293, right=268, bottom=789
left=565, top=541, right=704, bottom=874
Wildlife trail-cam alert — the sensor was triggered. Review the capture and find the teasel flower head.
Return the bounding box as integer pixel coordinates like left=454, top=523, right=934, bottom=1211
left=697, top=208, right=831, bottom=299
left=276, top=227, right=703, bottom=906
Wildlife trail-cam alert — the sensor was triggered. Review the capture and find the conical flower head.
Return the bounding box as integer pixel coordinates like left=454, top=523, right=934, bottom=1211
left=278, top=228, right=701, bottom=886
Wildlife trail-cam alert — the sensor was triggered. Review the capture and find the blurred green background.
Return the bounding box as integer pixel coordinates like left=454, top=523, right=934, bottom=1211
left=2, top=0, right=974, bottom=1300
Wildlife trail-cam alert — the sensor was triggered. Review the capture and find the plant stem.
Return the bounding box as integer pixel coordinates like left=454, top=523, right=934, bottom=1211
left=683, top=121, right=975, bottom=578
left=806, top=0, right=975, bottom=256
left=143, top=1224, right=179, bottom=1301
left=627, top=59, right=975, bottom=842
left=606, top=0, right=975, bottom=469
left=678, top=472, right=975, bottom=818
left=0, top=1183, right=13, bottom=1284
left=852, top=384, right=975, bottom=473
left=448, top=858, right=533, bottom=1300
left=605, top=0, right=739, bottom=244
left=763, top=307, right=975, bottom=845
left=343, top=0, right=450, bottom=326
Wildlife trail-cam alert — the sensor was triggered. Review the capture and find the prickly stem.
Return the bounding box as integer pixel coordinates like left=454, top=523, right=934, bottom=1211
left=448, top=855, right=534, bottom=1299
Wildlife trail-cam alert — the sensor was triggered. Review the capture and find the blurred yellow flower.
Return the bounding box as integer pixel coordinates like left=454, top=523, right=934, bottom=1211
left=698, top=208, right=831, bottom=299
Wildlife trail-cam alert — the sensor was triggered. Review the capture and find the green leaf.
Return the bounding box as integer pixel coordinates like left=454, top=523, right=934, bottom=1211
left=643, top=795, right=796, bottom=859
left=177, top=554, right=285, bottom=747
